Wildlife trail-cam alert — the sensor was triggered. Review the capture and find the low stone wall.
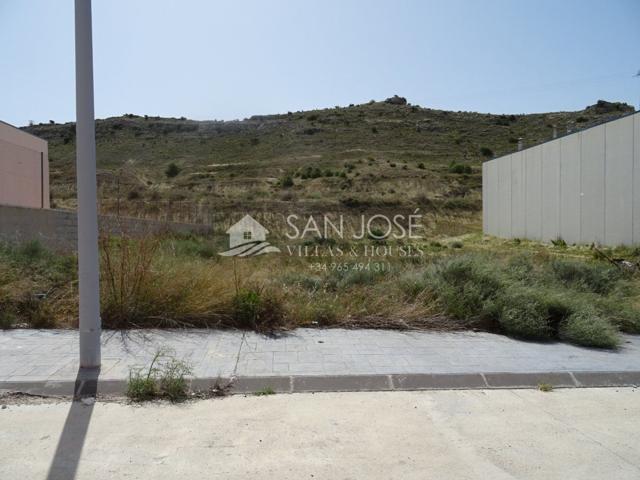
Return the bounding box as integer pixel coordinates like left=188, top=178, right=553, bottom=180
left=0, top=204, right=212, bottom=252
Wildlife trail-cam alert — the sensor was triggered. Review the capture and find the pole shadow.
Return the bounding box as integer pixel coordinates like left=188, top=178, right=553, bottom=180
left=45, top=367, right=100, bottom=480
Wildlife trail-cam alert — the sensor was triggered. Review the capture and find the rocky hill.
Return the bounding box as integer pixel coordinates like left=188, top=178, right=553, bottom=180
left=24, top=98, right=634, bottom=232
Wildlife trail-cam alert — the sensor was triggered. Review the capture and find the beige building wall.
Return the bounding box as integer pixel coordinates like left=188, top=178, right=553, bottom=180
left=0, top=121, right=49, bottom=209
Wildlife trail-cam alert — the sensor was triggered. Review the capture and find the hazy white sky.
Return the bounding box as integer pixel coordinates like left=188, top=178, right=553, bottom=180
left=1, top=0, right=639, bottom=126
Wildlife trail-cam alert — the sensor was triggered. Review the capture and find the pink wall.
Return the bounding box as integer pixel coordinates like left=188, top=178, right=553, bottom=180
left=0, top=121, right=49, bottom=209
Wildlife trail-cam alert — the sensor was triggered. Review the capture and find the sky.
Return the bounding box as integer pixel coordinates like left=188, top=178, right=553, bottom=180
left=1, top=0, right=639, bottom=127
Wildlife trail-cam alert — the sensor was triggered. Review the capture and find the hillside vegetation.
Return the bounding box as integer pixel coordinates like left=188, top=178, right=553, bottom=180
left=25, top=98, right=633, bottom=234
left=6, top=100, right=639, bottom=344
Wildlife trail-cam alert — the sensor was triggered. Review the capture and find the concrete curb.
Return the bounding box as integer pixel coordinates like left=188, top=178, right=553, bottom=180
left=1, top=371, right=639, bottom=398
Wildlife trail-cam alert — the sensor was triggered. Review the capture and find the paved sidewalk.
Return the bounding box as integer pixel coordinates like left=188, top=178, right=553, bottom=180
left=1, top=328, right=639, bottom=393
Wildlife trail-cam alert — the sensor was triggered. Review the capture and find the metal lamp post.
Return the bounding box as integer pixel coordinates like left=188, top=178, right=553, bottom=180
left=75, top=0, right=101, bottom=368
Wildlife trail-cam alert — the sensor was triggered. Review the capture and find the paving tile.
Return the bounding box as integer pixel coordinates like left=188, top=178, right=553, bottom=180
left=272, top=363, right=290, bottom=374
left=273, top=351, right=298, bottom=363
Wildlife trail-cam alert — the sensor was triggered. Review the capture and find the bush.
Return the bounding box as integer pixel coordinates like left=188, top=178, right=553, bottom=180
left=409, top=252, right=631, bottom=348
left=233, top=288, right=284, bottom=331
left=329, top=268, right=387, bottom=290
left=426, top=255, right=503, bottom=322
left=506, top=253, right=535, bottom=280
left=127, top=190, right=141, bottom=200
left=280, top=175, right=294, bottom=188
left=551, top=259, right=621, bottom=294
left=127, top=373, right=157, bottom=401
left=127, top=349, right=193, bottom=402
left=300, top=166, right=322, bottom=179
left=594, top=297, right=640, bottom=333
left=17, top=240, right=46, bottom=261
left=368, top=227, right=387, bottom=243
left=398, top=272, right=427, bottom=300
left=559, top=309, right=620, bottom=348
left=448, top=162, right=472, bottom=174
left=169, top=236, right=217, bottom=259
left=498, top=289, right=554, bottom=340
left=165, top=162, right=181, bottom=178
left=0, top=308, right=16, bottom=329
left=480, top=147, right=494, bottom=157
left=158, top=358, right=193, bottom=401
left=19, top=293, right=55, bottom=328
left=100, top=236, right=162, bottom=327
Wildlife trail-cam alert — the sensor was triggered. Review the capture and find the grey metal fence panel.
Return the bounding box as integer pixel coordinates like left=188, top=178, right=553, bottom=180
left=580, top=125, right=606, bottom=244
left=634, top=115, right=640, bottom=244
left=524, top=147, right=542, bottom=240
left=487, top=160, right=499, bottom=235
left=559, top=133, right=581, bottom=244
left=604, top=115, right=634, bottom=246
left=483, top=112, right=639, bottom=246
left=511, top=151, right=525, bottom=238
left=498, top=156, right=512, bottom=238
left=542, top=141, right=561, bottom=241
left=482, top=162, right=488, bottom=233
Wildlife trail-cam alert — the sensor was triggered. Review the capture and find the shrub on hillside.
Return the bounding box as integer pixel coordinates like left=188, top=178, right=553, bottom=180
left=448, top=162, right=472, bottom=174
left=280, top=174, right=294, bottom=188
left=480, top=147, right=494, bottom=157
left=127, top=190, right=141, bottom=200
left=300, top=166, right=322, bottom=179
left=165, top=162, right=181, bottom=178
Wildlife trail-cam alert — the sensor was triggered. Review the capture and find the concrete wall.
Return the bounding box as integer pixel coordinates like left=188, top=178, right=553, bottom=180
left=0, top=121, right=49, bottom=209
left=0, top=204, right=212, bottom=252
left=483, top=112, right=640, bottom=246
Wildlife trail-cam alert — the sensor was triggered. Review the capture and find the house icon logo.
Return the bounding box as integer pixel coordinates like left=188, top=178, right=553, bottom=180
left=219, top=214, right=281, bottom=257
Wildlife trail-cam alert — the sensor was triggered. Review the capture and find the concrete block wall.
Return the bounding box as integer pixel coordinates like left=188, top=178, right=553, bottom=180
left=0, top=204, right=212, bottom=252
left=483, top=112, right=640, bottom=246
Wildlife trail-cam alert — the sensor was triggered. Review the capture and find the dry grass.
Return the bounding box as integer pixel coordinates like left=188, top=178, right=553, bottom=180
left=99, top=235, right=237, bottom=328
left=1, top=233, right=639, bottom=349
